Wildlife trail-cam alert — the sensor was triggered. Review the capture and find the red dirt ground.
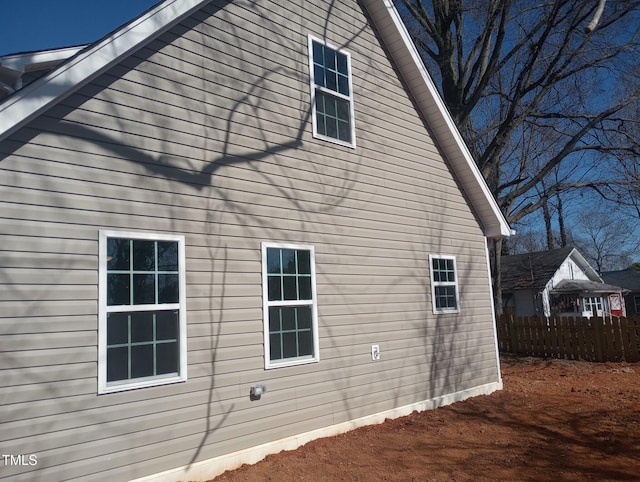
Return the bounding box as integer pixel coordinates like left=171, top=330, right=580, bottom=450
left=211, top=355, right=640, bottom=481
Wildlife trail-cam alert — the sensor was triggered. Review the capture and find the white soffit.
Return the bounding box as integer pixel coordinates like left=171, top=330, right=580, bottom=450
left=0, top=46, right=87, bottom=72
left=363, top=0, right=512, bottom=238
left=0, top=0, right=210, bottom=142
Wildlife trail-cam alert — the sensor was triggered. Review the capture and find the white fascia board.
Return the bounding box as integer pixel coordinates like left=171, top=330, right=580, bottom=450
left=569, top=248, right=603, bottom=282
left=0, top=0, right=210, bottom=142
left=363, top=0, right=512, bottom=238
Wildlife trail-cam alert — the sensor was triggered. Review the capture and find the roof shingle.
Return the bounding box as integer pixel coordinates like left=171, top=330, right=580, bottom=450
left=501, top=246, right=574, bottom=291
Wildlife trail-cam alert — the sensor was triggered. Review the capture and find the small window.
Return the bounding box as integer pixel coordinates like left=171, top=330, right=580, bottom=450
left=308, top=35, right=355, bottom=147
left=98, top=231, right=187, bottom=394
left=582, top=296, right=603, bottom=316
left=429, top=255, right=460, bottom=314
left=262, top=242, right=319, bottom=368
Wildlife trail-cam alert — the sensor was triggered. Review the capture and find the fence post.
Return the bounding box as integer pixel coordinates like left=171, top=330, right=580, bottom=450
left=529, top=316, right=540, bottom=356
left=542, top=317, right=553, bottom=357
left=630, top=317, right=640, bottom=363
left=548, top=316, right=558, bottom=358
left=523, top=316, right=533, bottom=355
left=533, top=316, right=545, bottom=357
left=593, top=317, right=604, bottom=362
left=571, top=316, right=580, bottom=360
left=497, top=314, right=508, bottom=352
left=577, top=316, right=589, bottom=361
left=619, top=317, right=640, bottom=363
left=506, top=314, right=519, bottom=354
left=560, top=317, right=573, bottom=359
left=612, top=317, right=624, bottom=361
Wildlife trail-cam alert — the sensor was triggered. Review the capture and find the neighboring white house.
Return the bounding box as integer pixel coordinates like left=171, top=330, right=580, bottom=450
left=502, top=246, right=626, bottom=318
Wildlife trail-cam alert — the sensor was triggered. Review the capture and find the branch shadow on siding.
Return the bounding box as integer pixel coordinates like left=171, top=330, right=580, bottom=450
left=188, top=246, right=234, bottom=468
left=419, top=183, right=501, bottom=408
left=0, top=0, right=504, bottom=478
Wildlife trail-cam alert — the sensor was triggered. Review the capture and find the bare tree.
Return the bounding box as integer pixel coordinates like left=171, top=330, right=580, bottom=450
left=572, top=209, right=639, bottom=271
left=556, top=191, right=568, bottom=247
left=395, top=0, right=640, bottom=312
left=529, top=169, right=573, bottom=252
left=598, top=77, right=640, bottom=220
left=507, top=228, right=549, bottom=254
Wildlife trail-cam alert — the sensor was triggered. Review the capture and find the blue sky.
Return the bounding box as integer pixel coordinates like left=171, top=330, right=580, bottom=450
left=0, top=1, right=159, bottom=56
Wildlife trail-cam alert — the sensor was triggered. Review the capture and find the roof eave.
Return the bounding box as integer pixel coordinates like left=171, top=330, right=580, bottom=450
left=0, top=0, right=211, bottom=143
left=568, top=248, right=603, bottom=282
left=0, top=45, right=88, bottom=72
left=551, top=280, right=629, bottom=295
left=363, top=0, right=512, bottom=239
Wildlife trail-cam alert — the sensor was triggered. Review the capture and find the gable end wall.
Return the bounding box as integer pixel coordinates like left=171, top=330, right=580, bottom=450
left=0, top=1, right=500, bottom=480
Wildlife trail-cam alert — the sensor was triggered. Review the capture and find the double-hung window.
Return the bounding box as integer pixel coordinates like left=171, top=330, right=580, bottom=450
left=262, top=242, right=319, bottom=368
left=98, top=231, right=187, bottom=394
left=308, top=35, right=355, bottom=147
left=429, top=255, right=460, bottom=314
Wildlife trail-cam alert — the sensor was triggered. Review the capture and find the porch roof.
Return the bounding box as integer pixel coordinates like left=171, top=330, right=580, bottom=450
left=551, top=279, right=628, bottom=295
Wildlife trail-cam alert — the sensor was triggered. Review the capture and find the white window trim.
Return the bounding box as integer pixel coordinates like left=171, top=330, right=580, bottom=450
left=261, top=242, right=320, bottom=369
left=429, top=254, right=460, bottom=314
left=98, top=230, right=188, bottom=394
left=308, top=34, right=356, bottom=149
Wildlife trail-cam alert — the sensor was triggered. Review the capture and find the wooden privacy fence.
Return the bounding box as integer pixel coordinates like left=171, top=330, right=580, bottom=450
left=497, top=315, right=640, bottom=362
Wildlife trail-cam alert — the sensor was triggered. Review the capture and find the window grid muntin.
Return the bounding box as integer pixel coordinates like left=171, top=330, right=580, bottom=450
left=99, top=230, right=186, bottom=394
left=106, top=310, right=179, bottom=382
left=309, top=35, right=355, bottom=147
left=266, top=248, right=314, bottom=362
left=315, top=91, right=352, bottom=142
left=262, top=243, right=318, bottom=368
left=430, top=255, right=459, bottom=313
left=312, top=40, right=350, bottom=97
left=106, top=238, right=180, bottom=383
left=432, top=257, right=456, bottom=283
left=269, top=305, right=313, bottom=361
left=267, top=248, right=313, bottom=303
left=582, top=296, right=603, bottom=313
left=107, top=239, right=179, bottom=306
left=434, top=286, right=457, bottom=310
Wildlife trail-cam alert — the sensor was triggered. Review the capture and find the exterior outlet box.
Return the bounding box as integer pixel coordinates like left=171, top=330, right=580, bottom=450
left=371, top=344, right=381, bottom=360
left=250, top=384, right=267, bottom=400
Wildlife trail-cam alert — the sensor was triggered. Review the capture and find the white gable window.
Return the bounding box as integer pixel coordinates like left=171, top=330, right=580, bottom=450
left=308, top=35, right=355, bottom=147
left=98, top=231, right=187, bottom=394
left=262, top=242, right=319, bottom=368
left=429, top=255, right=460, bottom=314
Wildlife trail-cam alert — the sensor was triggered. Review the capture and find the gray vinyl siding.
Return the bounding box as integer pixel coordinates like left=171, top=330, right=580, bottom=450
left=0, top=0, right=498, bottom=480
